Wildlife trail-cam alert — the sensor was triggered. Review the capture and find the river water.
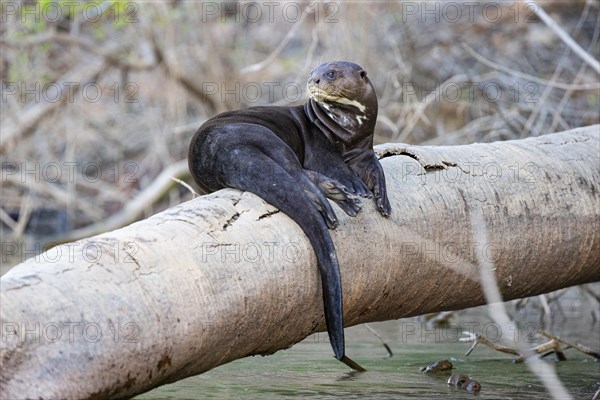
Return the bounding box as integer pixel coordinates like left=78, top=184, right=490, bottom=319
left=137, top=295, right=600, bottom=400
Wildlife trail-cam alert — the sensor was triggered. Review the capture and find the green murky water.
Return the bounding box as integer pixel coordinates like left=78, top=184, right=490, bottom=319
left=136, top=311, right=600, bottom=400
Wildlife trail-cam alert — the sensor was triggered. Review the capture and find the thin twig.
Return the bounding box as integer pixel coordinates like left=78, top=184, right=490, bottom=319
left=549, top=6, right=600, bottom=132
left=460, top=332, right=569, bottom=364
left=240, top=7, right=309, bottom=74
left=171, top=177, right=199, bottom=198
left=12, top=192, right=33, bottom=241
left=522, top=0, right=600, bottom=74
left=462, top=43, right=599, bottom=91
left=469, top=208, right=572, bottom=399
left=50, top=160, right=189, bottom=245
left=1, top=31, right=156, bottom=71
left=0, top=61, right=106, bottom=151
left=364, top=324, right=393, bottom=358
left=580, top=285, right=600, bottom=303
left=513, top=339, right=567, bottom=363
left=0, top=208, right=18, bottom=231
left=397, top=74, right=469, bottom=142
left=460, top=332, right=520, bottom=357
left=535, top=0, right=595, bottom=134
left=4, top=177, right=107, bottom=222
left=538, top=330, right=600, bottom=359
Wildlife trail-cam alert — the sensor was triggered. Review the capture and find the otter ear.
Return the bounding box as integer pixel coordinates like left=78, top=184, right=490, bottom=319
left=359, top=70, right=367, bottom=79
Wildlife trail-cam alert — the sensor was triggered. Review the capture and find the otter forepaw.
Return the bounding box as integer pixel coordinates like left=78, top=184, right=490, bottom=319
left=305, top=170, right=363, bottom=217
left=350, top=179, right=372, bottom=198
left=357, top=156, right=391, bottom=217
left=375, top=193, right=392, bottom=217
left=336, top=192, right=362, bottom=217
left=372, top=174, right=391, bottom=217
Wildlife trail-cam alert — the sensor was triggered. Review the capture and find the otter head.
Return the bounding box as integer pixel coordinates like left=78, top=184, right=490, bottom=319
left=306, top=61, right=377, bottom=145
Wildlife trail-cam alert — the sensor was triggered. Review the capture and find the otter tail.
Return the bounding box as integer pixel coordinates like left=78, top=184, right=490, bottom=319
left=200, top=141, right=365, bottom=371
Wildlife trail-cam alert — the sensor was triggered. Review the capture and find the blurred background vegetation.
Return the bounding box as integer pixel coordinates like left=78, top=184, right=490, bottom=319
left=1, top=1, right=598, bottom=396
left=1, top=0, right=598, bottom=251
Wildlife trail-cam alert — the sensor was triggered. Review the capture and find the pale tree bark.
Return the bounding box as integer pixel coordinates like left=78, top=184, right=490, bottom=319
left=1, top=125, right=599, bottom=399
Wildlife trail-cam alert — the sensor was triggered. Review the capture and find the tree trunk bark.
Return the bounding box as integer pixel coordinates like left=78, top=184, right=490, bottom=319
left=1, top=125, right=599, bottom=399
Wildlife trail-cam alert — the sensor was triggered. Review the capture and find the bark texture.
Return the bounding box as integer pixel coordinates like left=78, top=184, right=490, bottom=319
left=1, top=125, right=599, bottom=399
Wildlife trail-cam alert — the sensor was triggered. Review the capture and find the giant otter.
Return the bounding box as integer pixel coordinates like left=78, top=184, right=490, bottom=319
left=188, top=61, right=391, bottom=371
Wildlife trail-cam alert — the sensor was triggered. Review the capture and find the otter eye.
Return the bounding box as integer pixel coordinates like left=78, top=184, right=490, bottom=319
left=325, top=70, right=336, bottom=80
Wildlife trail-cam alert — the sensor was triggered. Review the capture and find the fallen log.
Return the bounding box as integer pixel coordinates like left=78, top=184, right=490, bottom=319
left=1, top=125, right=599, bottom=399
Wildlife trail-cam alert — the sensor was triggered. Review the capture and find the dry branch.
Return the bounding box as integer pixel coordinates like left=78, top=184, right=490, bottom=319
left=460, top=331, right=568, bottom=363
left=0, top=61, right=106, bottom=151
left=523, top=0, right=600, bottom=74
left=461, top=332, right=521, bottom=357
left=1, top=31, right=157, bottom=71
left=462, top=43, right=600, bottom=91
left=1, top=126, right=599, bottom=399
left=538, top=329, right=600, bottom=359
left=51, top=160, right=189, bottom=245
left=460, top=328, right=600, bottom=364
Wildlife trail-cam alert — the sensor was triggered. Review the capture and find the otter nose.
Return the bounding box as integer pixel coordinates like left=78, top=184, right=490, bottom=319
left=308, top=77, right=320, bottom=85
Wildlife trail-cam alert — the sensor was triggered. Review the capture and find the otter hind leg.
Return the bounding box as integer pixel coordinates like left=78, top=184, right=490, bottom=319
left=302, top=186, right=339, bottom=230
left=304, top=169, right=362, bottom=217
left=217, top=145, right=365, bottom=371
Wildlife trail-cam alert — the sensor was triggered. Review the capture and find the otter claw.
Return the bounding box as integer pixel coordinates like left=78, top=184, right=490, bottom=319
left=375, top=193, right=391, bottom=217
left=326, top=217, right=339, bottom=230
